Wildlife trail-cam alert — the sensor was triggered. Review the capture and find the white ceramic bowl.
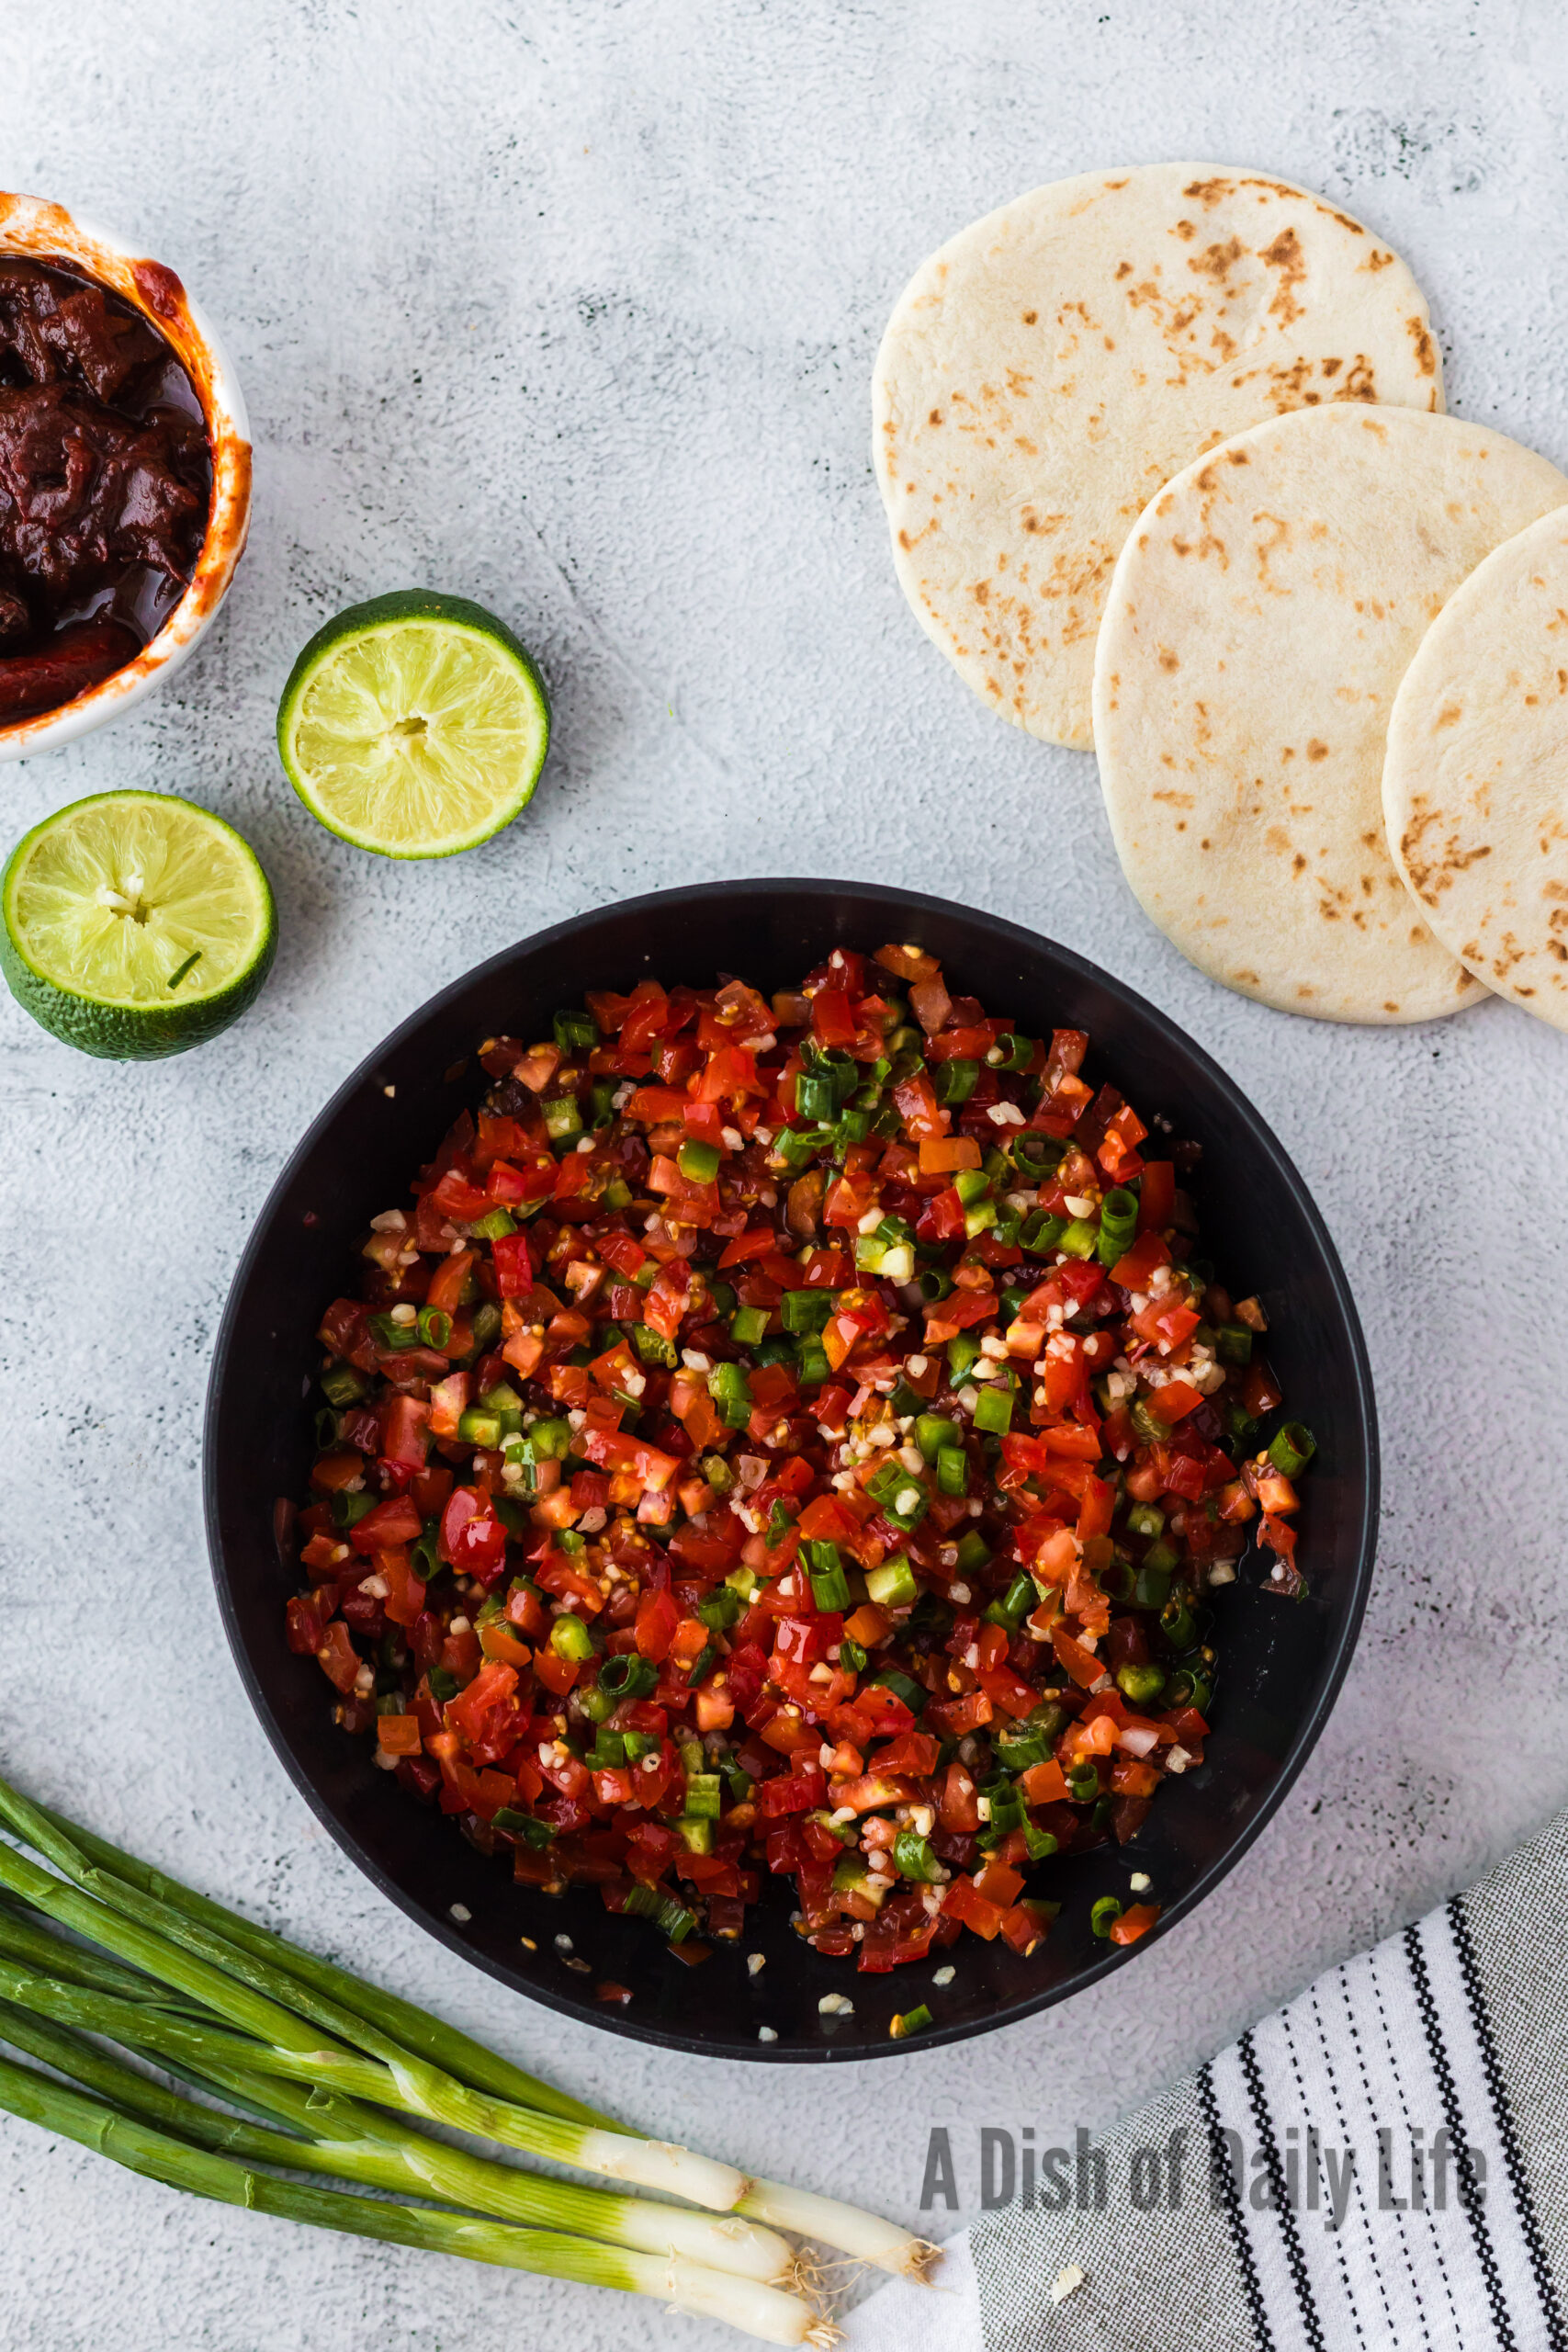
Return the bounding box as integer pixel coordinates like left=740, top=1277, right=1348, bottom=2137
left=0, top=190, right=252, bottom=762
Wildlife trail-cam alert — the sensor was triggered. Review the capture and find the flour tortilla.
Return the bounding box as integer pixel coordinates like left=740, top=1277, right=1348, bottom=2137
left=1092, top=405, right=1568, bottom=1022
left=1382, top=507, right=1568, bottom=1029
left=873, top=164, right=1443, bottom=751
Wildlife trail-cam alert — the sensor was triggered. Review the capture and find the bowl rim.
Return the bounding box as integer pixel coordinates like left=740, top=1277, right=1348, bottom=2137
left=205, top=876, right=1380, bottom=2063
left=0, top=188, right=252, bottom=762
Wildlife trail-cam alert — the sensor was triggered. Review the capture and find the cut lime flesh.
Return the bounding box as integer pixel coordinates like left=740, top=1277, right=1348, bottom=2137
left=277, top=591, right=549, bottom=858
left=1, top=791, right=276, bottom=1059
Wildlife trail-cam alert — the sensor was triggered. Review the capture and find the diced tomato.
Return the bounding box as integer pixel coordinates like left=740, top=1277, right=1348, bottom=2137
left=315, top=1620, right=361, bottom=1694
left=350, top=1495, right=422, bottom=1556
left=438, top=1487, right=508, bottom=1585
left=1108, top=1901, right=1161, bottom=1947
left=941, top=1876, right=1006, bottom=1940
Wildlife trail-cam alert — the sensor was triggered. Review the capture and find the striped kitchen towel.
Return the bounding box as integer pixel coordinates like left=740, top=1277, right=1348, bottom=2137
left=850, top=1808, right=1568, bottom=2352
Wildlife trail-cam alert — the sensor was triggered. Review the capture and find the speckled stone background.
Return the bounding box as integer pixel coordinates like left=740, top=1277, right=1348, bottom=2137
left=2, top=3, right=1566, bottom=2346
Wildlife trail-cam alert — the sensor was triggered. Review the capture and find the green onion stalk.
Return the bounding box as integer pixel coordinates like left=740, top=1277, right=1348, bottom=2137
left=29, top=1792, right=937, bottom=2278
left=0, top=1976, right=789, bottom=2283
left=0, top=1795, right=739, bottom=2211
left=0, top=1774, right=936, bottom=2284
left=0, top=2049, right=828, bottom=2346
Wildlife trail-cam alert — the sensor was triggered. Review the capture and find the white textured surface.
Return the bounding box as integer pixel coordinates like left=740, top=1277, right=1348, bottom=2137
left=2, top=5, right=1567, bottom=2347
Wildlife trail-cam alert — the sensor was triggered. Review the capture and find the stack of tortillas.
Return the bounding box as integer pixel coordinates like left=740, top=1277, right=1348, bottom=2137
left=874, top=163, right=1568, bottom=1026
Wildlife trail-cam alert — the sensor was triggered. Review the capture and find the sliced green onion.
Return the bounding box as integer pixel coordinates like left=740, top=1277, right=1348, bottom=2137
left=597, top=1653, right=658, bottom=1700
left=892, top=1833, right=941, bottom=1882
left=1096, top=1187, right=1138, bottom=1267
left=1089, top=1896, right=1123, bottom=1939
left=367, top=1311, right=420, bottom=1351
left=935, top=1058, right=978, bottom=1105
left=1268, top=1421, right=1316, bottom=1476
left=416, top=1306, right=453, bottom=1349
left=730, top=1306, right=770, bottom=1347
left=1159, top=1593, right=1197, bottom=1649
left=1057, top=1218, right=1098, bottom=1261
left=807, top=1557, right=851, bottom=1612
left=320, top=1363, right=367, bottom=1408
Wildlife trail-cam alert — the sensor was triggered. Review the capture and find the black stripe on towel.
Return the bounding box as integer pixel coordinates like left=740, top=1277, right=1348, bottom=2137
left=1237, top=2028, right=1326, bottom=2352
left=1199, top=2058, right=1275, bottom=2352
left=1447, top=1899, right=1566, bottom=2351
left=1404, top=1920, right=1511, bottom=2349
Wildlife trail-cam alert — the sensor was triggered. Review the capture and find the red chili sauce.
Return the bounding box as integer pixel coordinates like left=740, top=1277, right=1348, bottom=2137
left=0, top=258, right=211, bottom=721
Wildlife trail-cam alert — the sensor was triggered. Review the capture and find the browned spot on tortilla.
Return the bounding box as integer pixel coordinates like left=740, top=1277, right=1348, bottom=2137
left=1189, top=237, right=1244, bottom=280
left=972, top=581, right=990, bottom=605
left=1407, top=317, right=1438, bottom=377
left=1184, top=178, right=1234, bottom=205
left=1153, top=789, right=1195, bottom=808
left=1021, top=311, right=1037, bottom=325
left=1296, top=983, right=1316, bottom=998
left=1021, top=509, right=1066, bottom=536
left=1258, top=227, right=1306, bottom=326
left=1364, top=249, right=1394, bottom=271
left=1292, top=854, right=1306, bottom=874
left=1306, top=740, right=1328, bottom=762
left=1226, top=447, right=1249, bottom=466
left=1361, top=831, right=1380, bottom=849
left=1383, top=1000, right=1399, bottom=1012
left=1326, top=209, right=1366, bottom=236
left=1157, top=647, right=1179, bottom=672
left=928, top=408, right=943, bottom=426
left=1334, top=356, right=1378, bottom=401
left=1435, top=703, right=1462, bottom=729
left=1115, top=260, right=1133, bottom=280
left=1172, top=218, right=1196, bottom=241
left=1361, top=415, right=1388, bottom=440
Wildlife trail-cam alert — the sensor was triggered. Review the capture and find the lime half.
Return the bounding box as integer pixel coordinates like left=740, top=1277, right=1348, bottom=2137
left=1, top=791, right=276, bottom=1059
left=276, top=590, right=550, bottom=858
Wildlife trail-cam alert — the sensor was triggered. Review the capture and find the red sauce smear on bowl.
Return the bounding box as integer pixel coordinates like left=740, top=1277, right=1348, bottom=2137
left=0, top=259, right=212, bottom=721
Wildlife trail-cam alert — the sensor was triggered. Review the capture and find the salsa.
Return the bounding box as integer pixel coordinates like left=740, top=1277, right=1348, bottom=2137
left=0, top=258, right=211, bottom=720
left=287, top=944, right=1313, bottom=1975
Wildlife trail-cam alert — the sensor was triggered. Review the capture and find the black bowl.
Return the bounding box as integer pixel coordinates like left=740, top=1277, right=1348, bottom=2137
left=206, top=879, right=1377, bottom=2064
